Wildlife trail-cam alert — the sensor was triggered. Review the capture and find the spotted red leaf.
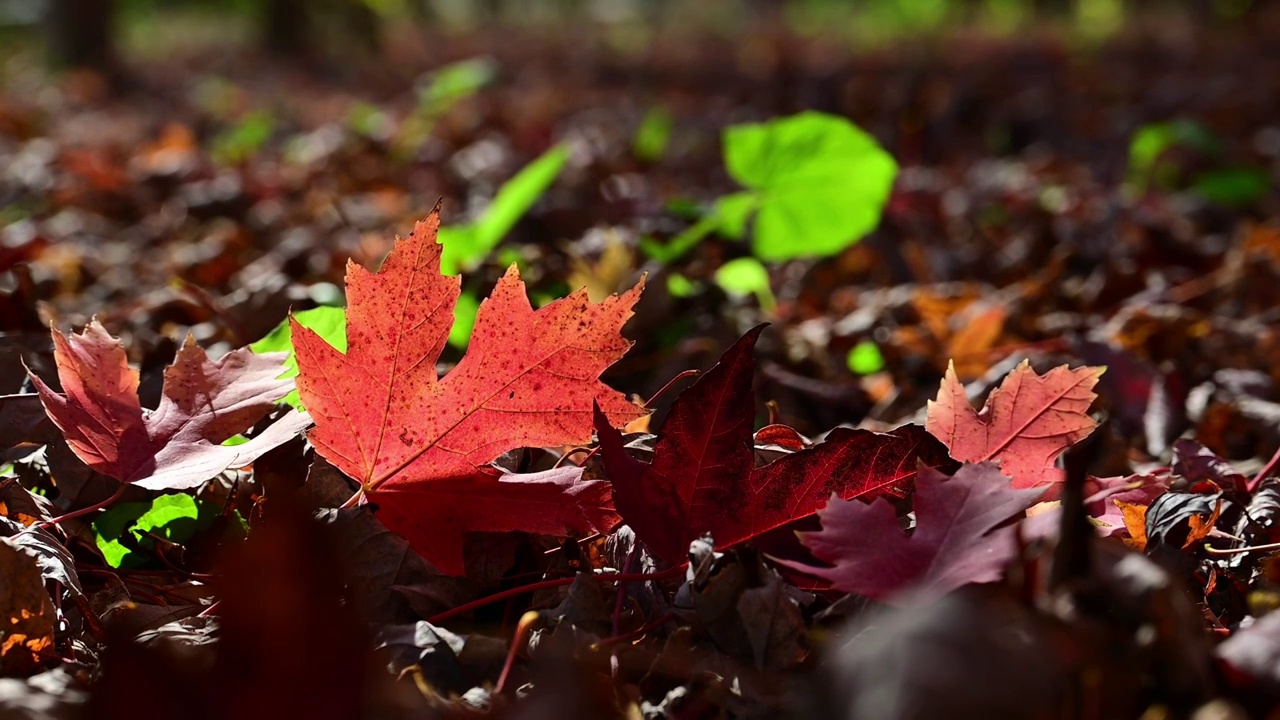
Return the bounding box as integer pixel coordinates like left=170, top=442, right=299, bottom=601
left=594, top=326, right=951, bottom=564
left=293, top=210, right=644, bottom=574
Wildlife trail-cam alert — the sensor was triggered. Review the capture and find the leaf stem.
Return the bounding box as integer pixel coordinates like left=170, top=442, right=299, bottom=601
left=644, top=369, right=700, bottom=408
left=1205, top=540, right=1280, bottom=556
left=339, top=487, right=365, bottom=509
left=494, top=610, right=540, bottom=695
left=592, top=612, right=676, bottom=651
left=1248, top=443, right=1280, bottom=494
left=34, top=483, right=128, bottom=531
left=428, top=564, right=687, bottom=626
left=640, top=213, right=720, bottom=264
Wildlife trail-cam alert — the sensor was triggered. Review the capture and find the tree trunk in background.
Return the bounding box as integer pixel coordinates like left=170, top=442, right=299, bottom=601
left=1033, top=0, right=1074, bottom=17
left=263, top=0, right=382, bottom=59
left=47, top=0, right=116, bottom=72
left=264, top=0, right=312, bottom=58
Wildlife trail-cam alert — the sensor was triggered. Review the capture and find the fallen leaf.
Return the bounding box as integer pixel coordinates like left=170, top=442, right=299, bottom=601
left=29, top=321, right=311, bottom=490
left=779, top=462, right=1045, bottom=601
left=945, top=304, right=1008, bottom=380
left=1173, top=439, right=1249, bottom=495
left=1086, top=473, right=1171, bottom=538
left=926, top=360, right=1103, bottom=488
left=1115, top=500, right=1150, bottom=551
left=0, top=539, right=57, bottom=675
left=595, top=326, right=950, bottom=564
left=293, top=211, right=644, bottom=574
left=371, top=466, right=620, bottom=576
left=1183, top=499, right=1223, bottom=549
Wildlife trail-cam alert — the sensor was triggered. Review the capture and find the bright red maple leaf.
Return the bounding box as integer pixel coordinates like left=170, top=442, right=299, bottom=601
left=779, top=462, right=1045, bottom=601
left=926, top=360, right=1103, bottom=488
left=594, top=326, right=951, bottom=564
left=30, top=320, right=311, bottom=490
left=292, top=211, right=645, bottom=574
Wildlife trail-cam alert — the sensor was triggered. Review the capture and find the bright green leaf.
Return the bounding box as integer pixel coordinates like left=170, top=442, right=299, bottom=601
left=93, top=501, right=150, bottom=568
left=713, top=192, right=759, bottom=240
left=250, top=305, right=347, bottom=409
left=714, top=257, right=776, bottom=313
left=440, top=144, right=570, bottom=275
left=448, top=291, right=480, bottom=348
left=93, top=494, right=216, bottom=569
left=847, top=340, right=886, bottom=375
left=722, top=111, right=898, bottom=261
left=666, top=273, right=698, bottom=298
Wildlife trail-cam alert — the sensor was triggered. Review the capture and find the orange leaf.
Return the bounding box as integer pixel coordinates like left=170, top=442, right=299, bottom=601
left=1114, top=500, right=1149, bottom=551
left=926, top=360, right=1103, bottom=488
left=1183, top=499, right=1223, bottom=550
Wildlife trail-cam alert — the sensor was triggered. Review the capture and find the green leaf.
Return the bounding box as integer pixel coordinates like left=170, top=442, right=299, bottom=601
left=250, top=305, right=347, bottom=409
left=666, top=273, right=698, bottom=298
left=418, top=57, right=498, bottom=116
left=440, top=144, right=570, bottom=275
left=1126, top=120, right=1220, bottom=190
left=1193, top=168, right=1270, bottom=207
left=633, top=105, right=674, bottom=162
left=713, top=192, right=759, bottom=240
left=722, top=111, right=897, bottom=261
left=714, top=257, right=776, bottom=313
left=448, top=291, right=481, bottom=348
left=211, top=110, right=274, bottom=165
left=93, top=494, right=216, bottom=569
left=846, top=340, right=885, bottom=375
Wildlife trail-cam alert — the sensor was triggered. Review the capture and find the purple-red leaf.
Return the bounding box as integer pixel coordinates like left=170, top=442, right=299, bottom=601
left=595, top=326, right=951, bottom=564
left=29, top=320, right=309, bottom=490
left=780, top=462, right=1045, bottom=601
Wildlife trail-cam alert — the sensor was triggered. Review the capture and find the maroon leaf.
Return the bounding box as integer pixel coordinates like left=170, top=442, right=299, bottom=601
left=370, top=465, right=619, bottom=576
left=779, top=462, right=1045, bottom=602
left=594, top=326, right=951, bottom=563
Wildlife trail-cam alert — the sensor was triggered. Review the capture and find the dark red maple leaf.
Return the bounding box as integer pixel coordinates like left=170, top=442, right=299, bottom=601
left=779, top=462, right=1045, bottom=601
left=594, top=326, right=951, bottom=564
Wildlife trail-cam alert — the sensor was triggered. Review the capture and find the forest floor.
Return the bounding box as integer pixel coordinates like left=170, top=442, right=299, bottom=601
left=2, top=12, right=1280, bottom=718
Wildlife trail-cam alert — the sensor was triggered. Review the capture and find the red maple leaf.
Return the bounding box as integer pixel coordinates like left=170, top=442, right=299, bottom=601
left=594, top=326, right=951, bottom=564
left=30, top=320, right=311, bottom=490
left=292, top=211, right=645, bottom=574
left=779, top=462, right=1045, bottom=601
left=926, top=360, right=1103, bottom=488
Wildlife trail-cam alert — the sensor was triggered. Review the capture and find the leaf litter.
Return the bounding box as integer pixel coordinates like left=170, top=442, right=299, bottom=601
left=3, top=13, right=1280, bottom=719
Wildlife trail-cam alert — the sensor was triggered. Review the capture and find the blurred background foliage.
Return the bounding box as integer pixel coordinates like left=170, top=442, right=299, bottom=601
left=0, top=0, right=1274, bottom=75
